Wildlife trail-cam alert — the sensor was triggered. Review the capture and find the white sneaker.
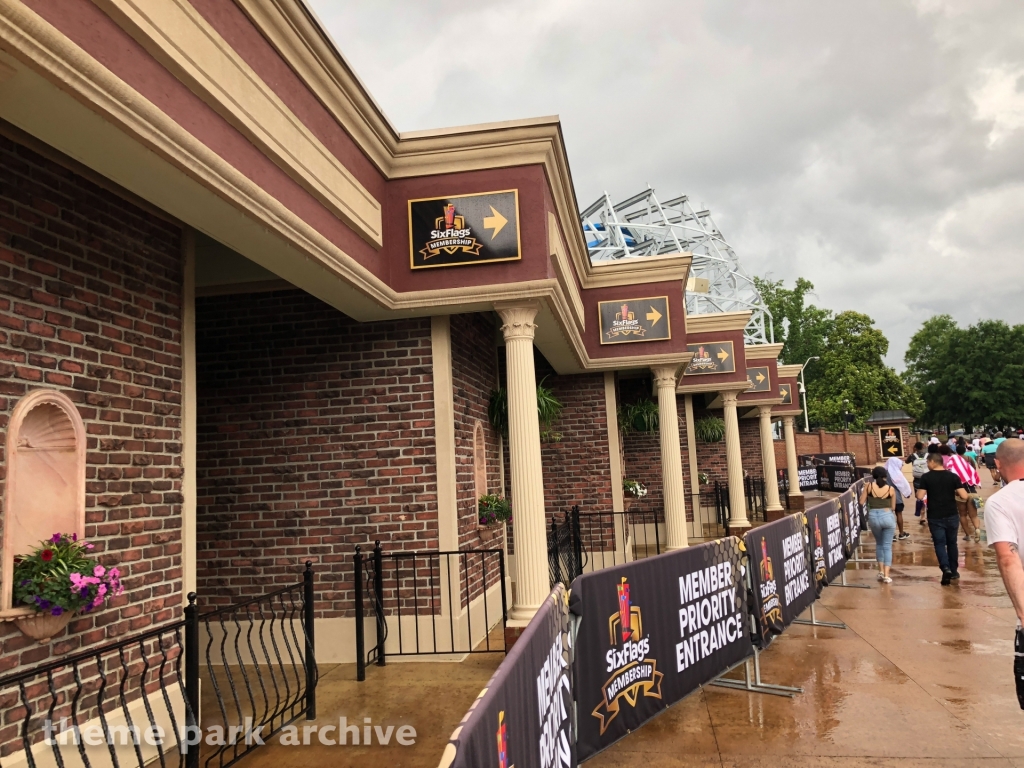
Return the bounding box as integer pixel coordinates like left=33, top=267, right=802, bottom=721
left=877, top=572, right=885, bottom=581
left=883, top=576, right=893, bottom=583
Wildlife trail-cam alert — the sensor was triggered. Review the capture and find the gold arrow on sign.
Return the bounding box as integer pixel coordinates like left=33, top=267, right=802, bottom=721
left=755, top=372, right=766, bottom=384
left=887, top=445, right=898, bottom=454
left=646, top=307, right=663, bottom=326
left=482, top=206, right=508, bottom=239
left=717, top=349, right=730, bottom=362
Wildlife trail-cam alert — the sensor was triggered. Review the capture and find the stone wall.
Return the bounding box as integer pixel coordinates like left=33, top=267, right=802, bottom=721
left=0, top=131, right=184, bottom=671
left=194, top=290, right=436, bottom=614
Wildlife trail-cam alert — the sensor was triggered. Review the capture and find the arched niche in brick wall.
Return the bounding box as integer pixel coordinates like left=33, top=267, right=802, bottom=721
left=473, top=420, right=487, bottom=498
left=2, top=390, right=86, bottom=611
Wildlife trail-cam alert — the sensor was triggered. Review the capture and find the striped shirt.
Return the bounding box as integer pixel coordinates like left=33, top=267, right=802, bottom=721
left=943, top=453, right=980, bottom=487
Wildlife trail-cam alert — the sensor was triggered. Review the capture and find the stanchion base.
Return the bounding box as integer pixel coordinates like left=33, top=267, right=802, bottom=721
left=792, top=603, right=846, bottom=629
left=709, top=652, right=804, bottom=698
left=832, top=570, right=870, bottom=589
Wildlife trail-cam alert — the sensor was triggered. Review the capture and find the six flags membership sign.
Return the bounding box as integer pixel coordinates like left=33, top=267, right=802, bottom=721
left=408, top=190, right=521, bottom=269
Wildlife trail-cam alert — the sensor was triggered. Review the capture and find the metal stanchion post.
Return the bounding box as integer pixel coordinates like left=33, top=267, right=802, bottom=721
left=793, top=601, right=846, bottom=629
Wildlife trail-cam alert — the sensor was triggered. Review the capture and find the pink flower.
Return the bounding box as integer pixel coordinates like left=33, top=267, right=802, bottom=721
left=70, top=573, right=83, bottom=587
left=96, top=584, right=108, bottom=598
left=93, top=565, right=105, bottom=578
left=86, top=544, right=94, bottom=550
left=109, top=568, right=120, bottom=579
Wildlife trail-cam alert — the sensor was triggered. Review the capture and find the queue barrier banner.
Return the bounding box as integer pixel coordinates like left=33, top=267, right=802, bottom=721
left=804, top=498, right=847, bottom=590
left=840, top=480, right=867, bottom=554
left=745, top=514, right=816, bottom=650
left=439, top=586, right=574, bottom=768
left=799, top=452, right=856, bottom=468
left=777, top=466, right=821, bottom=492
left=569, top=538, right=752, bottom=761
left=817, top=464, right=858, bottom=492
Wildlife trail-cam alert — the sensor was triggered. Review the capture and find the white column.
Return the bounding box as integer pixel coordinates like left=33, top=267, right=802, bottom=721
left=431, top=316, right=459, bottom=551
left=684, top=394, right=700, bottom=523
left=721, top=391, right=749, bottom=531
left=783, top=416, right=803, bottom=505
left=182, top=228, right=197, bottom=602
left=652, top=366, right=688, bottom=550
left=496, top=303, right=547, bottom=623
left=758, top=405, right=784, bottom=514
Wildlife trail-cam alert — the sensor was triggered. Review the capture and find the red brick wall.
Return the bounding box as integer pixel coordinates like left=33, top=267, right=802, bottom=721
left=772, top=429, right=880, bottom=470
left=194, top=290, right=436, bottom=615
left=450, top=313, right=502, bottom=549
left=0, top=132, right=183, bottom=669
left=690, top=409, right=764, bottom=484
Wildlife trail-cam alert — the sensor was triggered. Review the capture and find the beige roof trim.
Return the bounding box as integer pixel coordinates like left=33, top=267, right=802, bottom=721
left=95, top=0, right=383, bottom=247
left=587, top=252, right=692, bottom=288
left=684, top=310, right=752, bottom=334
left=744, top=343, right=784, bottom=361
left=777, top=363, right=804, bottom=378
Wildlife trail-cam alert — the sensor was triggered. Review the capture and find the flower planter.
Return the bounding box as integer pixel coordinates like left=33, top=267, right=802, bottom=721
left=4, top=608, right=73, bottom=644
left=477, top=525, right=504, bottom=544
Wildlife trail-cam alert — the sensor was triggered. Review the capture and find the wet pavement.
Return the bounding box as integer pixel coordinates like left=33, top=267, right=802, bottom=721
left=231, top=477, right=1021, bottom=768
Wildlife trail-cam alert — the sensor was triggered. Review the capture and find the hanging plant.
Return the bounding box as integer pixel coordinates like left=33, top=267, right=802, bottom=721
left=698, top=471, right=710, bottom=486
left=478, top=494, right=512, bottom=528
left=694, top=415, right=726, bottom=443
left=619, top=398, right=659, bottom=434
left=488, top=377, right=564, bottom=442
left=623, top=479, right=648, bottom=499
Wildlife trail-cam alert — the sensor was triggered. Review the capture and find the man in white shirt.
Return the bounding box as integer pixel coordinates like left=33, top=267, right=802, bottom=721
left=986, top=439, right=1024, bottom=709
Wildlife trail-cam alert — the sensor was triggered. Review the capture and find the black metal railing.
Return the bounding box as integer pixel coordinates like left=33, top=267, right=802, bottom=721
left=692, top=490, right=727, bottom=541
left=712, top=477, right=768, bottom=524
left=354, top=544, right=507, bottom=681
left=548, top=507, right=586, bottom=586
left=194, top=563, right=317, bottom=768
left=557, top=506, right=665, bottom=572
left=0, top=619, right=195, bottom=768
left=0, top=564, right=316, bottom=768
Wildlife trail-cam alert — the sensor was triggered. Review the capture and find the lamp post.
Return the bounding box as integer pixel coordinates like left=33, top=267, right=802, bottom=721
left=800, top=356, right=819, bottom=432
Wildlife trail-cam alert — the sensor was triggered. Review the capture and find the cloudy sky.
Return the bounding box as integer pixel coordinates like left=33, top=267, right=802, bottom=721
left=309, top=0, right=1024, bottom=368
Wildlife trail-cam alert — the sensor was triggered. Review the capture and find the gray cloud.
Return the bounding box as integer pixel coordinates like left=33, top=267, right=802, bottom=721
left=310, top=0, right=1024, bottom=366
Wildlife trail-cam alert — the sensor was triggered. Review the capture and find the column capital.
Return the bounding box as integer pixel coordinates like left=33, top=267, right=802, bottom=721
left=650, top=365, right=680, bottom=389
left=757, top=404, right=774, bottom=418
left=495, top=302, right=540, bottom=342
left=781, top=414, right=796, bottom=427
left=721, top=390, right=739, bottom=407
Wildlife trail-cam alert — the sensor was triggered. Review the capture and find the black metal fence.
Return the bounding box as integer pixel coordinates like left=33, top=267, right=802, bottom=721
left=354, top=543, right=507, bottom=681
left=0, top=565, right=316, bottom=768
left=548, top=507, right=586, bottom=586
left=712, top=477, right=768, bottom=523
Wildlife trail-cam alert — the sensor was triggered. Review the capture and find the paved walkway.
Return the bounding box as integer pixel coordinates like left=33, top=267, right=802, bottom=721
left=243, top=477, right=1021, bottom=768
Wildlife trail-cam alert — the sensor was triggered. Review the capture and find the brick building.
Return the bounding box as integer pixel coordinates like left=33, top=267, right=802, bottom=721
left=0, top=1, right=812, bottom=749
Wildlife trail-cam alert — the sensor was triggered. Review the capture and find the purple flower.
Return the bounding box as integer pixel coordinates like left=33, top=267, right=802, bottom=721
left=38, top=599, right=50, bottom=610
left=51, top=606, right=63, bottom=616
left=51, top=533, right=62, bottom=544
left=72, top=533, right=77, bottom=542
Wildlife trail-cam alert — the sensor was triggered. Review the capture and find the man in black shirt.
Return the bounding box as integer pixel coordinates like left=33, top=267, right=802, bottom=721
left=916, top=453, right=969, bottom=585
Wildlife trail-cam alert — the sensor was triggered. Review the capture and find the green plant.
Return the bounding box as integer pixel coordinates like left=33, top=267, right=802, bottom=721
left=698, top=471, right=710, bottom=485
left=623, top=479, right=648, bottom=498
left=488, top=378, right=564, bottom=441
left=478, top=494, right=512, bottom=527
left=620, top=398, right=659, bottom=433
left=694, top=415, right=726, bottom=443
left=13, top=533, right=123, bottom=616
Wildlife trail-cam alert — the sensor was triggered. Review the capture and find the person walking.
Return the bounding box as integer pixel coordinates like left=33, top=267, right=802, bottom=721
left=984, top=440, right=1024, bottom=709
left=886, top=455, right=913, bottom=540
left=916, top=452, right=969, bottom=585
left=985, top=432, right=1006, bottom=485
left=952, top=443, right=983, bottom=542
left=860, top=466, right=897, bottom=583
left=907, top=442, right=930, bottom=523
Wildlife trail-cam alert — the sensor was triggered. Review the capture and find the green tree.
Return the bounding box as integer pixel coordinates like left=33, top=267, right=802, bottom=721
left=808, top=311, right=922, bottom=431
left=905, top=317, right=1024, bottom=427
left=753, top=276, right=833, bottom=388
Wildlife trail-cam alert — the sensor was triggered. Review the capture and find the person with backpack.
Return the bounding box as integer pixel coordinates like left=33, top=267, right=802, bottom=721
left=907, top=442, right=929, bottom=524
left=860, top=466, right=898, bottom=583
left=886, top=456, right=913, bottom=540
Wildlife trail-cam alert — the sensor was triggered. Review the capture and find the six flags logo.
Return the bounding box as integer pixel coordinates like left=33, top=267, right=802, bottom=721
left=812, top=516, right=827, bottom=583
left=606, top=304, right=646, bottom=339
left=689, top=345, right=717, bottom=370
left=758, top=537, right=783, bottom=626
left=496, top=711, right=512, bottom=768
left=420, top=204, right=484, bottom=261
left=594, top=578, right=663, bottom=735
